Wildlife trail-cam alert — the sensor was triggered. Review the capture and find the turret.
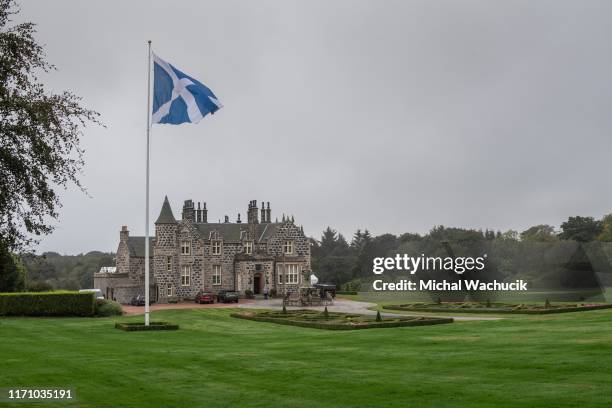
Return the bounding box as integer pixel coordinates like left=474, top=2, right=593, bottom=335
left=155, top=196, right=177, bottom=247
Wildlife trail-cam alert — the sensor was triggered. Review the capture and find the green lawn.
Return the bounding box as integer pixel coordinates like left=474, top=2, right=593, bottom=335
left=1, top=308, right=612, bottom=407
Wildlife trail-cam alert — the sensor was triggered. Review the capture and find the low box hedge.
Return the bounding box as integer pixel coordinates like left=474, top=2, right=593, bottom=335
left=115, top=321, right=179, bottom=331
left=0, top=291, right=95, bottom=317
left=231, top=311, right=452, bottom=330
left=382, top=303, right=612, bottom=315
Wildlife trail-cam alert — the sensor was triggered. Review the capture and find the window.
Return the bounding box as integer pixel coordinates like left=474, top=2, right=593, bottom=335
left=286, top=264, right=299, bottom=284
left=278, top=264, right=299, bottom=284
left=166, top=256, right=172, bottom=271
left=283, top=240, right=294, bottom=254
left=212, top=265, right=221, bottom=286
left=181, top=241, right=191, bottom=255
left=244, top=241, right=253, bottom=255
left=212, top=241, right=221, bottom=255
left=181, top=265, right=191, bottom=286
left=167, top=284, right=174, bottom=297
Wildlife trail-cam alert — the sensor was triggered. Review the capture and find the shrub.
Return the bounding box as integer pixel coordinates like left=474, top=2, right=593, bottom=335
left=94, top=299, right=123, bottom=316
left=282, top=304, right=287, bottom=314
left=0, top=291, right=94, bottom=316
left=323, top=306, right=329, bottom=319
left=376, top=310, right=382, bottom=322
left=244, top=289, right=254, bottom=299
left=269, top=288, right=278, bottom=298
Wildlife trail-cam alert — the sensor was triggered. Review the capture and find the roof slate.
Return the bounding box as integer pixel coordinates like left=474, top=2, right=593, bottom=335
left=127, top=237, right=155, bottom=257
left=195, top=222, right=280, bottom=242
left=155, top=196, right=177, bottom=224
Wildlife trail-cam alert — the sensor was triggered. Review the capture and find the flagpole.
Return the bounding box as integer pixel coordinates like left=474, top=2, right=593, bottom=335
left=144, top=40, right=152, bottom=326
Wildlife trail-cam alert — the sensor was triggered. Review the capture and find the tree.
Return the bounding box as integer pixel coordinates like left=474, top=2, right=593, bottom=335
left=520, top=225, right=558, bottom=242
left=0, top=247, right=25, bottom=292
left=597, top=214, right=612, bottom=242
left=0, top=0, right=100, bottom=252
left=559, top=216, right=602, bottom=242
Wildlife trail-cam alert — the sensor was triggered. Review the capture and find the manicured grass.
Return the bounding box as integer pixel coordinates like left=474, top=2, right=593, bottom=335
left=1, top=308, right=612, bottom=407
left=232, top=309, right=452, bottom=329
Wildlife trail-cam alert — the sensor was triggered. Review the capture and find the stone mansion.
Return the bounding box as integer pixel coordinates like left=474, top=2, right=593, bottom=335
left=94, top=197, right=311, bottom=304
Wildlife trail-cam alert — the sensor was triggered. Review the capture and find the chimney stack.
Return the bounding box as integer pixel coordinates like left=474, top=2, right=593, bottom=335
left=247, top=200, right=259, bottom=224
left=120, top=226, right=129, bottom=243
left=182, top=199, right=195, bottom=222
left=202, top=202, right=207, bottom=223
left=224, top=215, right=230, bottom=223
left=260, top=200, right=266, bottom=223
left=196, top=202, right=202, bottom=223
left=266, top=202, right=271, bottom=224
left=237, top=213, right=242, bottom=223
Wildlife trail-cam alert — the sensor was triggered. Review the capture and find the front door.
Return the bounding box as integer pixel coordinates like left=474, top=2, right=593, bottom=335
left=253, top=274, right=261, bottom=294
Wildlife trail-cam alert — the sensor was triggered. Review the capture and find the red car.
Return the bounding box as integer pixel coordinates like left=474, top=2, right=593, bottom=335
left=195, top=291, right=215, bottom=304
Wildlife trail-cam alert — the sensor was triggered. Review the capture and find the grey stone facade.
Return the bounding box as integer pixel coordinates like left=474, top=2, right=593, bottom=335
left=94, top=198, right=311, bottom=304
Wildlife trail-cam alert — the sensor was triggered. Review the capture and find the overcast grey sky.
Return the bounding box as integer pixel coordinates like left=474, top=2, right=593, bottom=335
left=18, top=0, right=612, bottom=254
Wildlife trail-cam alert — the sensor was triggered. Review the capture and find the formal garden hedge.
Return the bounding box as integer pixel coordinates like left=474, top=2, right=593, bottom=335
left=382, top=302, right=612, bottom=315
left=115, top=321, right=179, bottom=331
left=231, top=310, right=453, bottom=330
left=0, top=291, right=95, bottom=316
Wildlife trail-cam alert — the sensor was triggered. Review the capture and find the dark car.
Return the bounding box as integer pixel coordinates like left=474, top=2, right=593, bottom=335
left=195, top=291, right=214, bottom=304
left=314, top=284, right=337, bottom=299
left=217, top=290, right=239, bottom=303
left=130, top=295, right=155, bottom=306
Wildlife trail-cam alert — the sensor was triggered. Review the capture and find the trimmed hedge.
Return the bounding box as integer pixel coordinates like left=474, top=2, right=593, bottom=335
left=336, top=291, right=358, bottom=295
left=382, top=303, right=612, bottom=315
left=0, top=291, right=95, bottom=316
left=231, top=312, right=453, bottom=330
left=115, top=321, right=179, bottom=331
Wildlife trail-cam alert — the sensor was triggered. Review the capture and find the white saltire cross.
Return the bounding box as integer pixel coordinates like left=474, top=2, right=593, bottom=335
left=152, top=54, right=215, bottom=123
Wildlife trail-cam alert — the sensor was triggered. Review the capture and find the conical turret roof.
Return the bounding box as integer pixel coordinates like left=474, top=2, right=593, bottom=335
left=155, top=196, right=177, bottom=224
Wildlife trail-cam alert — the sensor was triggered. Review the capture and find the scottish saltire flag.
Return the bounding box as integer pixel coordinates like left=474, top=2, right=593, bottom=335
left=152, top=53, right=222, bottom=124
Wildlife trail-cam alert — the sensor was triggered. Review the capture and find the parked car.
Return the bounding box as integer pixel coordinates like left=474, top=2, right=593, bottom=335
left=129, top=295, right=155, bottom=306
left=217, top=290, right=239, bottom=303
left=79, top=289, right=105, bottom=300
left=195, top=291, right=214, bottom=304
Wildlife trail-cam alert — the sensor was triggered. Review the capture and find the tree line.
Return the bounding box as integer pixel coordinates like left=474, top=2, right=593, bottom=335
left=311, top=215, right=612, bottom=289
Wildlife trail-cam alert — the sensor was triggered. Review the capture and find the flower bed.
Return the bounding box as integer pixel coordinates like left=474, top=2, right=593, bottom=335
left=115, top=321, right=179, bottom=331
left=382, top=302, right=612, bottom=314
left=231, top=310, right=452, bottom=330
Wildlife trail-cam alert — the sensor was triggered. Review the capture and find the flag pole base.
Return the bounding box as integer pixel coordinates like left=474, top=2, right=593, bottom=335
left=145, top=311, right=150, bottom=326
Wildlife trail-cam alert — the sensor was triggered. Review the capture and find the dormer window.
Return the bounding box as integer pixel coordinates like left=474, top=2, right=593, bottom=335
left=244, top=241, right=253, bottom=255
left=212, top=240, right=221, bottom=255
left=283, top=240, right=294, bottom=255
left=181, top=241, right=191, bottom=255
